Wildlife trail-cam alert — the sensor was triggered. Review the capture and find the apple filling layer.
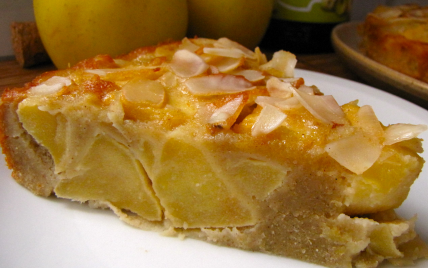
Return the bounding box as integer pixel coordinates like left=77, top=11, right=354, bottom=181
left=3, top=38, right=427, bottom=267
left=17, top=75, right=425, bottom=226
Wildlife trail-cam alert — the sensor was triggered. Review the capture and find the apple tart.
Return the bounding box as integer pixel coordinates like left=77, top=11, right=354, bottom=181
left=1, top=37, right=427, bottom=268
left=359, top=4, right=428, bottom=83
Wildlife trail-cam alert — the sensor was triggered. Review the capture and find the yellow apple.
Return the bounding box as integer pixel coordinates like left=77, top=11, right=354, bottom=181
left=34, top=0, right=188, bottom=69
left=187, top=0, right=274, bottom=49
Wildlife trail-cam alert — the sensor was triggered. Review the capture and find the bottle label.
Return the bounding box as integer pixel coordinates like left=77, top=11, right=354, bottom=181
left=273, top=0, right=351, bottom=23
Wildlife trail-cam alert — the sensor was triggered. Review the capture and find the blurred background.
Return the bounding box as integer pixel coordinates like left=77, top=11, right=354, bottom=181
left=0, top=0, right=427, bottom=59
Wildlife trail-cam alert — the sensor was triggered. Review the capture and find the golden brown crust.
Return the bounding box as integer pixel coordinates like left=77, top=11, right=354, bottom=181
left=0, top=99, right=56, bottom=196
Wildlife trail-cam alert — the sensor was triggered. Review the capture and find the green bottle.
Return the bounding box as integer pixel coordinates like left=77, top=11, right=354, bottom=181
left=261, top=0, right=352, bottom=53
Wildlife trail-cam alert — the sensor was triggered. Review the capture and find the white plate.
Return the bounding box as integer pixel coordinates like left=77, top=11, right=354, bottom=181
left=331, top=21, right=428, bottom=109
left=1, top=69, right=427, bottom=268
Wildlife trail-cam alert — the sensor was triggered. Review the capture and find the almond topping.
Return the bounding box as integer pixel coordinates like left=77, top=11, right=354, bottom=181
left=203, top=47, right=248, bottom=59
left=29, top=76, right=72, bottom=95
left=211, top=57, right=244, bottom=73
left=384, top=123, right=428, bottom=145
left=213, top=37, right=256, bottom=59
left=231, top=70, right=265, bottom=82
left=259, top=51, right=297, bottom=78
left=255, top=47, right=268, bottom=65
left=266, top=77, right=293, bottom=99
left=325, top=132, right=383, bottom=175
left=178, top=37, right=201, bottom=52
left=185, top=74, right=255, bottom=95
left=255, top=96, right=302, bottom=111
left=252, top=104, right=287, bottom=137
left=291, top=87, right=346, bottom=125
left=170, top=50, right=209, bottom=78
left=208, top=95, right=244, bottom=124
left=122, top=78, right=165, bottom=106
left=355, top=105, right=384, bottom=139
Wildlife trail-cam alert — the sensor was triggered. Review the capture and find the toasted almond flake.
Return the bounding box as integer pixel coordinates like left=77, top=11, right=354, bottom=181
left=85, top=69, right=108, bottom=76
left=280, top=77, right=301, bottom=83
left=298, top=85, right=315, bottom=95
left=255, top=96, right=276, bottom=107
left=231, top=70, right=265, bottom=82
left=292, top=87, right=346, bottom=125
left=170, top=50, right=209, bottom=78
left=266, top=77, right=293, bottom=98
left=384, top=123, right=428, bottom=145
left=158, top=72, right=177, bottom=88
left=325, top=132, right=383, bottom=175
left=191, top=38, right=218, bottom=48
left=208, top=95, right=244, bottom=124
left=212, top=57, right=243, bottom=73
left=113, top=59, right=129, bottom=67
left=203, top=47, right=247, bottom=59
left=213, top=38, right=256, bottom=59
left=210, top=65, right=220, bottom=74
left=85, top=66, right=162, bottom=76
left=178, top=37, right=200, bottom=52
left=29, top=76, right=72, bottom=95
left=280, top=77, right=305, bottom=88
left=278, top=96, right=302, bottom=110
left=356, top=105, right=384, bottom=138
left=252, top=104, right=287, bottom=136
left=255, top=47, right=268, bottom=65
left=255, top=96, right=301, bottom=110
left=122, top=78, right=165, bottom=106
left=185, top=74, right=255, bottom=95
left=259, top=51, right=297, bottom=78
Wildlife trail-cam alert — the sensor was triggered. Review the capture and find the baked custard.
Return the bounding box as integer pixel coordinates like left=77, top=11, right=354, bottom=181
left=0, top=37, right=427, bottom=267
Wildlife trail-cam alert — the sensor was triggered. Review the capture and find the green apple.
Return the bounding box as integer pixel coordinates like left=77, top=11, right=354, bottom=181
left=187, top=0, right=274, bottom=49
left=34, top=0, right=188, bottom=69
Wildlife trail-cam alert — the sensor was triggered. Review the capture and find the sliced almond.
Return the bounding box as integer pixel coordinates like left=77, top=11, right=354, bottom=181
left=254, top=47, right=268, bottom=65
left=231, top=70, right=265, bottom=82
left=259, top=51, right=297, bottom=78
left=326, top=132, right=383, bottom=175
left=213, top=38, right=256, bottom=59
left=292, top=87, right=346, bottom=125
left=266, top=77, right=293, bottom=99
left=256, top=96, right=301, bottom=111
left=211, top=57, right=244, bottom=73
left=29, top=76, right=72, bottom=96
left=122, top=78, right=165, bottom=106
left=208, top=95, right=244, bottom=124
left=203, top=47, right=247, bottom=59
left=355, top=105, right=384, bottom=138
left=178, top=37, right=201, bottom=52
left=185, top=74, right=255, bottom=95
left=384, top=123, right=428, bottom=145
left=170, top=50, right=209, bottom=78
left=252, top=104, right=287, bottom=136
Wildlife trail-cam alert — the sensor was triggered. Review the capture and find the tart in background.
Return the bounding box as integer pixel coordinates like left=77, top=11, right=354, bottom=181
left=359, top=4, right=428, bottom=84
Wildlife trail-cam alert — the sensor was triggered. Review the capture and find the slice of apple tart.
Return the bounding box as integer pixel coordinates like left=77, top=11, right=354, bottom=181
left=1, top=37, right=427, bottom=268
left=359, top=4, right=428, bottom=83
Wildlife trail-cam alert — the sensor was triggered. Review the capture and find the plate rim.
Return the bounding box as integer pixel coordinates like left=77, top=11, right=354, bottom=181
left=331, top=21, right=428, bottom=105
